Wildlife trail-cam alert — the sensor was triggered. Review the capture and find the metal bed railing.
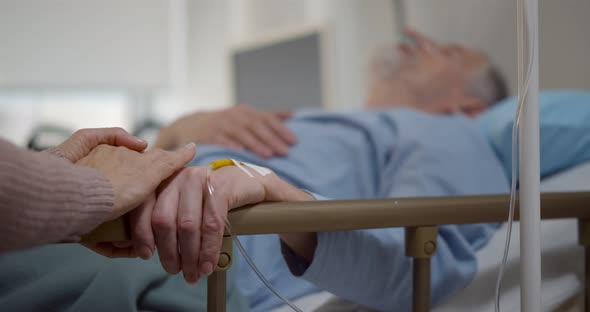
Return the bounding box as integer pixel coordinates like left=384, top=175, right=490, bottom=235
left=81, top=192, right=590, bottom=312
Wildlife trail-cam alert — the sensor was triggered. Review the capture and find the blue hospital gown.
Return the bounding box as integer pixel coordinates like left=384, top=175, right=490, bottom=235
left=189, top=109, right=509, bottom=311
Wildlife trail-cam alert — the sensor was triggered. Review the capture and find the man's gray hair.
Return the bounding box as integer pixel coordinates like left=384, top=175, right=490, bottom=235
left=468, top=63, right=509, bottom=106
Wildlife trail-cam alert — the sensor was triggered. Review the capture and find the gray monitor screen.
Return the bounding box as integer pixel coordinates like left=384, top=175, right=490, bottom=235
left=232, top=33, right=323, bottom=111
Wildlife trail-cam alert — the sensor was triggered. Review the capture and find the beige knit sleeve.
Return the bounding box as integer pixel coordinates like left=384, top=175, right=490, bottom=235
left=0, top=138, right=114, bottom=252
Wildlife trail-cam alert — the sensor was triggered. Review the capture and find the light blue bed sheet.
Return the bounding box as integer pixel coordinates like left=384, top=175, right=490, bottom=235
left=191, top=109, right=509, bottom=311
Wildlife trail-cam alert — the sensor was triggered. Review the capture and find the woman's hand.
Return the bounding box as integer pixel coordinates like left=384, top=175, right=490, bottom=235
left=128, top=164, right=312, bottom=284
left=48, top=127, right=148, bottom=162
left=79, top=143, right=196, bottom=259
left=76, top=143, right=196, bottom=220
left=155, top=105, right=296, bottom=158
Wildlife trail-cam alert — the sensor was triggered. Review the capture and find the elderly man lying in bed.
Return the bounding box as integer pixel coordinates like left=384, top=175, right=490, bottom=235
left=0, top=31, right=510, bottom=312
left=154, top=30, right=507, bottom=156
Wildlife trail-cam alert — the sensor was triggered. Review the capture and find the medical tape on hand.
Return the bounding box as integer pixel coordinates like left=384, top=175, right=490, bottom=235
left=210, top=158, right=272, bottom=177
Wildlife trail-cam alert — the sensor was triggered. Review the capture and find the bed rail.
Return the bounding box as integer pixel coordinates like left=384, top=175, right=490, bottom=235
left=81, top=192, right=590, bottom=312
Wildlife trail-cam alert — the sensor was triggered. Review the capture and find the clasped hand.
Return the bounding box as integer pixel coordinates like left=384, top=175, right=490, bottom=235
left=89, top=164, right=297, bottom=284
left=54, top=127, right=311, bottom=284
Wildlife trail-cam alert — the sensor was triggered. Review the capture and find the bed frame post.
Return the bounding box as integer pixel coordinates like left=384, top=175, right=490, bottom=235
left=207, top=235, right=233, bottom=312
left=406, top=226, right=438, bottom=312
left=207, top=270, right=226, bottom=312
left=578, top=219, right=590, bottom=312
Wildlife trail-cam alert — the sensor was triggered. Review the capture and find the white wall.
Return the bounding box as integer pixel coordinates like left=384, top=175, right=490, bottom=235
left=538, top=0, right=590, bottom=90
left=305, top=0, right=394, bottom=109
left=183, top=0, right=231, bottom=113
left=0, top=0, right=170, bottom=89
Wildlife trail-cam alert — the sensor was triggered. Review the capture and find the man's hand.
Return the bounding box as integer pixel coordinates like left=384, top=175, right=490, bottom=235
left=155, top=105, right=296, bottom=158
left=49, top=127, right=148, bottom=162
left=148, top=165, right=311, bottom=283
left=98, top=163, right=313, bottom=284
left=76, top=143, right=196, bottom=220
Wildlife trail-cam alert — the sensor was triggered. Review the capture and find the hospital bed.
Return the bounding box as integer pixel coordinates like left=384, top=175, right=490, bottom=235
left=272, top=161, right=590, bottom=312
left=79, top=1, right=590, bottom=310
left=82, top=164, right=590, bottom=312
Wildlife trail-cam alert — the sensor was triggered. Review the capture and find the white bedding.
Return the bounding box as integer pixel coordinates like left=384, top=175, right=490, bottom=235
left=274, top=162, right=590, bottom=311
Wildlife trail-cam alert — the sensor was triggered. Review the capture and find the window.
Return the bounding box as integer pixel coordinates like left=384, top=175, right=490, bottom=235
left=0, top=91, right=131, bottom=146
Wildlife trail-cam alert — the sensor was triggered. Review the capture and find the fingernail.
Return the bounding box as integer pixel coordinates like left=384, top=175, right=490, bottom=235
left=165, top=264, right=180, bottom=275
left=184, top=274, right=197, bottom=284
left=134, top=137, right=147, bottom=144
left=184, top=142, right=196, bottom=150
left=201, top=262, right=213, bottom=276
left=139, top=246, right=153, bottom=260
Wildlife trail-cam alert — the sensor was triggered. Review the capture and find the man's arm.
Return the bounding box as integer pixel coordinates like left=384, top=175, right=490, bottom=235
left=279, top=233, right=317, bottom=263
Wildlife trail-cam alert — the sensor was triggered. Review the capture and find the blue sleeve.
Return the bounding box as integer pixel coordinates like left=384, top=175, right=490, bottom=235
left=281, top=112, right=509, bottom=311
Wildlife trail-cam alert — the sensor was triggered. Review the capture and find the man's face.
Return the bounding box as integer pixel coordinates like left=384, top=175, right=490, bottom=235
left=393, top=31, right=487, bottom=96
left=367, top=30, right=492, bottom=116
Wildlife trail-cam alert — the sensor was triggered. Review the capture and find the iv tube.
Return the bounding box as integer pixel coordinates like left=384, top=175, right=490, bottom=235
left=206, top=168, right=303, bottom=312
left=494, top=0, right=537, bottom=310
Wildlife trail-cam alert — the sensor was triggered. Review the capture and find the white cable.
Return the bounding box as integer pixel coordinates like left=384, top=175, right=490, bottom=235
left=206, top=167, right=303, bottom=312
left=225, top=221, right=303, bottom=312
left=494, top=0, right=537, bottom=310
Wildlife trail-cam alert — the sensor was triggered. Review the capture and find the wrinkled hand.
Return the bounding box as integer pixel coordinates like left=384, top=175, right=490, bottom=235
left=91, top=163, right=313, bottom=284
left=156, top=105, right=296, bottom=158
left=147, top=165, right=312, bottom=283
left=76, top=143, right=196, bottom=220
left=49, top=127, right=148, bottom=162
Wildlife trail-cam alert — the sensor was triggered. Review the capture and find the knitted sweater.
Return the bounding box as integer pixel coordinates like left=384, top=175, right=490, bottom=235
left=0, top=138, right=113, bottom=252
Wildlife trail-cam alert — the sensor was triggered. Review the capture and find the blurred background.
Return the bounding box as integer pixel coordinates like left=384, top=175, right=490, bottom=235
left=1, top=0, right=589, bottom=147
